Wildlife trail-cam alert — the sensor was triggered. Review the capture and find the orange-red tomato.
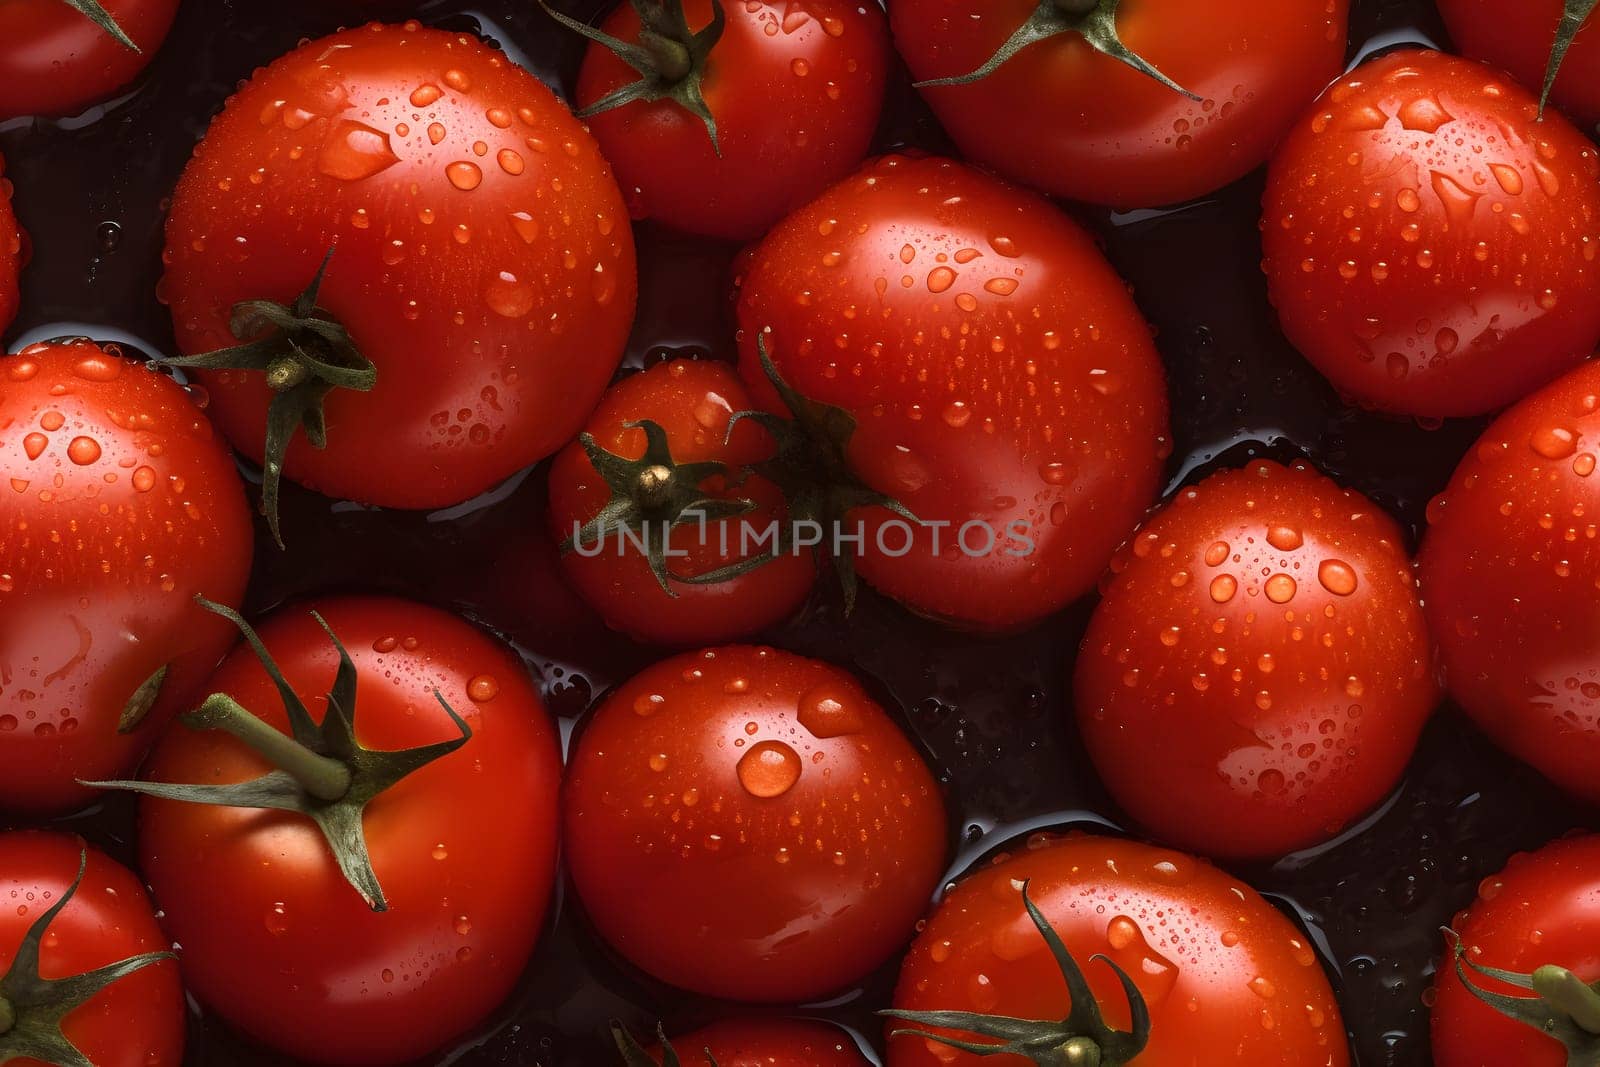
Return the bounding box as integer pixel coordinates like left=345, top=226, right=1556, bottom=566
left=637, top=1018, right=872, bottom=1066
left=1420, top=359, right=1600, bottom=804
left=1075, top=460, right=1437, bottom=859
left=735, top=155, right=1169, bottom=630
left=564, top=645, right=947, bottom=1002
left=1438, top=0, right=1600, bottom=130
left=890, top=0, right=1350, bottom=208
left=161, top=22, right=636, bottom=509
left=887, top=833, right=1348, bottom=1066
left=1262, top=49, right=1600, bottom=417
left=547, top=359, right=814, bottom=645
left=0, top=0, right=179, bottom=121
left=0, top=154, right=19, bottom=336
left=0, top=341, right=253, bottom=815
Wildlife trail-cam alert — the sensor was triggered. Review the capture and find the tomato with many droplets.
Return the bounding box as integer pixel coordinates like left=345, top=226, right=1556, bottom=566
left=160, top=21, right=637, bottom=510
left=1262, top=49, right=1600, bottom=418
left=573, top=0, right=890, bottom=241
left=734, top=155, right=1170, bottom=631
left=1420, top=360, right=1600, bottom=806
left=890, top=0, right=1349, bottom=209
left=0, top=0, right=179, bottom=121
left=547, top=359, right=815, bottom=645
left=564, top=645, right=947, bottom=1002
left=0, top=341, right=253, bottom=815
left=1075, top=460, right=1437, bottom=860
left=135, top=597, right=562, bottom=1065
left=887, top=833, right=1349, bottom=1066
left=0, top=834, right=185, bottom=1067
left=1438, top=0, right=1600, bottom=130
left=0, top=154, right=20, bottom=338
left=633, top=1018, right=872, bottom=1066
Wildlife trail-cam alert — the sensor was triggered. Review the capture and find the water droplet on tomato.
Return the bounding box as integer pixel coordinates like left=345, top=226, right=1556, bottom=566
left=736, top=740, right=801, bottom=798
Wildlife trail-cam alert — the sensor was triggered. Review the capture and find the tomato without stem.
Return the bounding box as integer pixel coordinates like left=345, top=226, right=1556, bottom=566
left=565, top=0, right=890, bottom=241
left=735, top=155, right=1169, bottom=630
left=1262, top=49, right=1600, bottom=418
left=1075, top=460, right=1436, bottom=860
left=891, top=0, right=1349, bottom=209
left=134, top=597, right=562, bottom=1065
left=886, top=833, right=1348, bottom=1066
left=1420, top=359, right=1600, bottom=805
left=565, top=645, right=947, bottom=1002
left=1438, top=0, right=1600, bottom=130
left=0, top=341, right=253, bottom=815
left=618, top=1018, right=872, bottom=1066
left=0, top=0, right=179, bottom=121
left=547, top=358, right=815, bottom=645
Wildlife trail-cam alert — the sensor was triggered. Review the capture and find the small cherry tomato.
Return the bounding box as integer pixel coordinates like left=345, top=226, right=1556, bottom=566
left=0, top=0, right=179, bottom=121
left=1438, top=0, right=1600, bottom=131
left=612, top=1018, right=872, bottom=1066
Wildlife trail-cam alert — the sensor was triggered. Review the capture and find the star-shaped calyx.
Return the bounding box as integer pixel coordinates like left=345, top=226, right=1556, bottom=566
left=1449, top=929, right=1600, bottom=1066
left=611, top=1022, right=720, bottom=1067
left=1541, top=2, right=1600, bottom=117
left=55, top=0, right=140, bottom=52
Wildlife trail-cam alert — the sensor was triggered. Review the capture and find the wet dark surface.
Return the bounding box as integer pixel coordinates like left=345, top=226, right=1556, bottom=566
left=2, top=0, right=1591, bottom=1064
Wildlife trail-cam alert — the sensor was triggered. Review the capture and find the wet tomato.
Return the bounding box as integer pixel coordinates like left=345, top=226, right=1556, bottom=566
left=562, top=0, right=890, bottom=241
left=734, top=155, right=1169, bottom=630
left=0, top=340, right=253, bottom=816
left=1433, top=834, right=1600, bottom=1067
left=1420, top=359, right=1600, bottom=805
left=1438, top=0, right=1600, bottom=130
left=133, top=596, right=562, bottom=1065
left=0, top=155, right=18, bottom=337
left=0, top=833, right=185, bottom=1067
left=0, top=0, right=179, bottom=121
left=1262, top=49, right=1600, bottom=418
left=160, top=21, right=637, bottom=535
left=891, top=0, right=1349, bottom=209
left=615, top=1017, right=872, bottom=1066
left=564, top=645, right=947, bottom=1002
left=1075, top=460, right=1437, bottom=860
left=547, top=358, right=815, bottom=645
left=886, top=833, right=1348, bottom=1066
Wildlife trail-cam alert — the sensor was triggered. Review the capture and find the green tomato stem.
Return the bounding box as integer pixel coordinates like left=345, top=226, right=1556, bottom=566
left=0, top=995, right=14, bottom=1035
left=1054, top=0, right=1100, bottom=14
left=185, top=692, right=352, bottom=801
left=1534, top=965, right=1600, bottom=1035
left=1062, top=1037, right=1102, bottom=1066
left=640, top=28, right=693, bottom=82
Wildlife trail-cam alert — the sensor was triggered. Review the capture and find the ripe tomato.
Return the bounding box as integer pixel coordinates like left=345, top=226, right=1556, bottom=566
left=0, top=155, right=18, bottom=337
left=886, top=833, right=1347, bottom=1065
left=1433, top=835, right=1600, bottom=1067
left=1419, top=359, right=1600, bottom=805
left=734, top=154, right=1170, bottom=630
left=564, top=645, right=947, bottom=1002
left=0, top=340, right=253, bottom=815
left=0, top=834, right=185, bottom=1067
left=547, top=358, right=814, bottom=645
left=1438, top=0, right=1600, bottom=130
left=1262, top=49, right=1600, bottom=418
left=562, top=0, right=890, bottom=241
left=132, top=596, right=562, bottom=1065
left=616, top=1018, right=871, bottom=1066
left=0, top=0, right=178, bottom=121
left=160, top=22, right=637, bottom=535
left=890, top=0, right=1349, bottom=208
left=1075, top=460, right=1437, bottom=859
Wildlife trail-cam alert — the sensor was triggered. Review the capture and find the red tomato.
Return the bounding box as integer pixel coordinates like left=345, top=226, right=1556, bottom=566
left=0, top=341, right=253, bottom=815
left=0, top=834, right=185, bottom=1067
left=1438, top=0, right=1600, bottom=130
left=564, top=645, right=947, bottom=1002
left=0, top=0, right=178, bottom=121
left=734, top=154, right=1169, bottom=630
left=547, top=358, right=814, bottom=645
left=890, top=0, right=1349, bottom=208
left=887, top=833, right=1348, bottom=1065
left=135, top=596, right=562, bottom=1065
left=624, top=1018, right=871, bottom=1066
left=0, top=155, right=18, bottom=336
left=1433, top=835, right=1600, bottom=1067
left=1262, top=49, right=1600, bottom=418
left=1419, top=359, right=1600, bottom=804
left=1075, top=460, right=1437, bottom=859
left=160, top=22, right=637, bottom=517
left=569, top=0, right=890, bottom=241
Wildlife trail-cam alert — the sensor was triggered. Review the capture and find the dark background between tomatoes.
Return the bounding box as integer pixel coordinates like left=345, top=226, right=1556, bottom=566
left=1, top=0, right=1589, bottom=1063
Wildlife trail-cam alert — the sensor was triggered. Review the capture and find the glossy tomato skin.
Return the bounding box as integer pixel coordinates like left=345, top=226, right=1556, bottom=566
left=735, top=155, right=1169, bottom=630
left=1432, top=835, right=1600, bottom=1067
left=891, top=0, right=1349, bottom=209
left=643, top=1018, right=871, bottom=1066
left=0, top=341, right=253, bottom=815
left=0, top=0, right=179, bottom=121
left=1076, top=460, right=1437, bottom=859
left=547, top=359, right=814, bottom=645
left=1420, top=360, right=1600, bottom=804
left=889, top=834, right=1348, bottom=1066
left=1439, top=0, right=1600, bottom=130
left=1262, top=49, right=1600, bottom=418
left=161, top=22, right=637, bottom=509
left=0, top=834, right=185, bottom=1067
left=564, top=645, right=947, bottom=1002
left=137, top=597, right=562, bottom=1065
left=577, top=0, right=890, bottom=241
